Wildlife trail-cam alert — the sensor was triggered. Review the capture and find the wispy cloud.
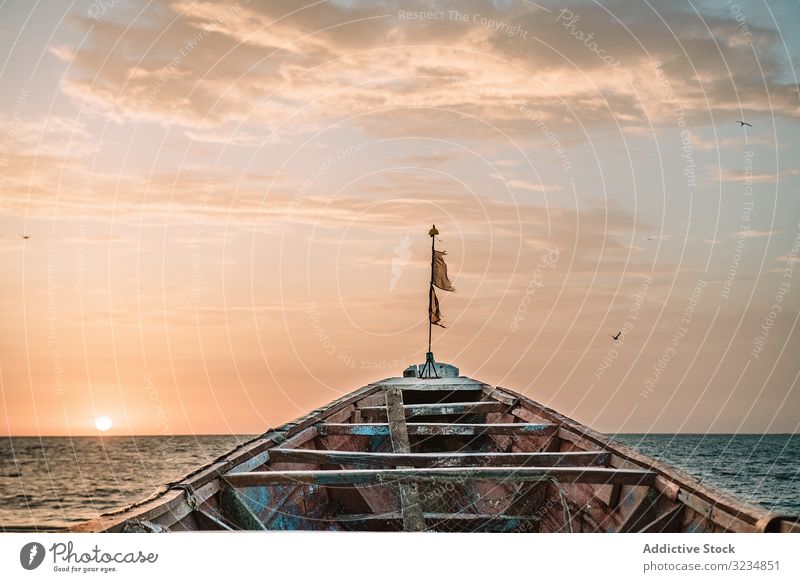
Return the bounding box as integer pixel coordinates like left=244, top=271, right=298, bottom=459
left=739, top=229, right=778, bottom=238
left=711, top=167, right=778, bottom=183
left=50, top=1, right=800, bottom=141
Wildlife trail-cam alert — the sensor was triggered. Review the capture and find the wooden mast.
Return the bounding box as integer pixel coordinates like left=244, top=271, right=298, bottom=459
left=428, top=227, right=435, bottom=354
left=421, top=225, right=439, bottom=378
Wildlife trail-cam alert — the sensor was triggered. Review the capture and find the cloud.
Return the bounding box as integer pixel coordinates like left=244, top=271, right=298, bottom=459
left=389, top=150, right=466, bottom=166
left=711, top=165, right=799, bottom=184
left=687, top=133, right=780, bottom=151
left=739, top=229, right=778, bottom=238
left=505, top=178, right=560, bottom=192
left=49, top=0, right=798, bottom=145
left=711, top=167, right=777, bottom=183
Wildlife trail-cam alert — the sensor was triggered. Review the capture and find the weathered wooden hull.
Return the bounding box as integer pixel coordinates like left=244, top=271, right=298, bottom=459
left=72, top=376, right=800, bottom=533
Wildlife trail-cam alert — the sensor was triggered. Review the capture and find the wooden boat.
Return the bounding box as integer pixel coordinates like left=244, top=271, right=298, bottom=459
left=73, top=363, right=800, bottom=533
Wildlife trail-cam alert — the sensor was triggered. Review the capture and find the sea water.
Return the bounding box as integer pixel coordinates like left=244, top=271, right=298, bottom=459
left=0, top=434, right=797, bottom=530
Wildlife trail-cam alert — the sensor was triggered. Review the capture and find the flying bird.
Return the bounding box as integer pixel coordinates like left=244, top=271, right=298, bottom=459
left=611, top=331, right=622, bottom=341
left=736, top=121, right=752, bottom=127
left=20, top=235, right=30, bottom=239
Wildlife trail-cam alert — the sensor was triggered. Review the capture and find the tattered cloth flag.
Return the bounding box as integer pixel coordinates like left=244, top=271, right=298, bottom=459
left=432, top=250, right=455, bottom=292
left=429, top=286, right=445, bottom=328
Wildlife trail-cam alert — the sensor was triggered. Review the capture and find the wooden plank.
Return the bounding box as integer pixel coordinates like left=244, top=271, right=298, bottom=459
left=502, top=386, right=775, bottom=529
left=595, top=483, right=622, bottom=508
left=354, top=393, right=388, bottom=408
left=756, top=513, right=800, bottom=533
left=223, top=451, right=270, bottom=474
left=334, top=512, right=539, bottom=523
left=318, top=423, right=557, bottom=437
left=192, top=509, right=233, bottom=531
left=502, top=480, right=546, bottom=513
left=219, top=486, right=267, bottom=530
left=482, top=387, right=517, bottom=406
left=654, top=475, right=680, bottom=501
left=381, top=380, right=487, bottom=391
left=386, top=388, right=411, bottom=453
left=617, top=491, right=658, bottom=533
left=676, top=489, right=757, bottom=533
left=224, top=466, right=655, bottom=487
left=315, top=439, right=395, bottom=514
left=779, top=520, right=800, bottom=533
left=555, top=482, right=618, bottom=532
left=509, top=406, right=553, bottom=424
left=333, top=512, right=542, bottom=531
left=258, top=485, right=309, bottom=527
left=557, top=428, right=604, bottom=452
left=154, top=479, right=222, bottom=527
left=273, top=427, right=318, bottom=450
left=360, top=401, right=509, bottom=420
left=386, top=387, right=425, bottom=532
left=268, top=449, right=611, bottom=468
left=638, top=505, right=685, bottom=533
left=69, top=490, right=185, bottom=532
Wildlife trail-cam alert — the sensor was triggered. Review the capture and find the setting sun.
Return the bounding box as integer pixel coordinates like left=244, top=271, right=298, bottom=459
left=94, top=416, right=113, bottom=432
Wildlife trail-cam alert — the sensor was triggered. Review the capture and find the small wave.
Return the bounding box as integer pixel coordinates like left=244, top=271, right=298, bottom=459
left=772, top=474, right=796, bottom=482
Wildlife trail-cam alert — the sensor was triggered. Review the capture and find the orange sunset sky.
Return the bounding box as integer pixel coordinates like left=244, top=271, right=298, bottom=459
left=1, top=0, right=799, bottom=436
